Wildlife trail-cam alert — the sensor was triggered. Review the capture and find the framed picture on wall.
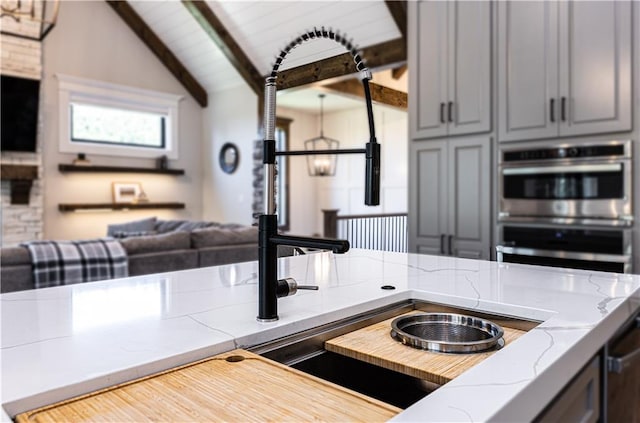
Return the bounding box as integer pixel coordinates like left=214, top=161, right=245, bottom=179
left=112, top=182, right=142, bottom=204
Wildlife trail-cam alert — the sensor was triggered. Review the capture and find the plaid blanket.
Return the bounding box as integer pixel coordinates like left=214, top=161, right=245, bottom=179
left=23, top=238, right=128, bottom=289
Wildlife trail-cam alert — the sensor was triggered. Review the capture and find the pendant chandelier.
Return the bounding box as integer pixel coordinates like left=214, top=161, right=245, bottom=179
left=0, top=0, right=59, bottom=41
left=305, top=94, right=340, bottom=177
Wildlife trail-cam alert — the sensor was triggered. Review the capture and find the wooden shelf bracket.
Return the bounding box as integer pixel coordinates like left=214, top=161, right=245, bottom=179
left=0, top=164, right=38, bottom=205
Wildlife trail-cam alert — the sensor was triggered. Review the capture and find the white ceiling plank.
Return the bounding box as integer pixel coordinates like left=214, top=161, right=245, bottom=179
left=129, top=0, right=402, bottom=96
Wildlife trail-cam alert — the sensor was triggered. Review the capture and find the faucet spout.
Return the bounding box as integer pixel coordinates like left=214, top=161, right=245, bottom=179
left=270, top=234, right=349, bottom=254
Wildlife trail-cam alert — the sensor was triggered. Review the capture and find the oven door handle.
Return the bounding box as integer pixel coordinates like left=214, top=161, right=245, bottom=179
left=502, top=163, right=622, bottom=175
left=607, top=316, right=640, bottom=374
left=495, top=246, right=631, bottom=263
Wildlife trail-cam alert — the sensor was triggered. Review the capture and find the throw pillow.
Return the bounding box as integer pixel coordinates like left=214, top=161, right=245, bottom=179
left=154, top=219, right=187, bottom=233
left=111, top=230, right=158, bottom=239
left=107, top=217, right=157, bottom=237
left=175, top=221, right=216, bottom=232
left=155, top=219, right=217, bottom=233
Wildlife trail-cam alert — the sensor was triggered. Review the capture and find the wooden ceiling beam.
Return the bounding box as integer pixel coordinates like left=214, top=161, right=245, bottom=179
left=385, top=0, right=407, bottom=40
left=386, top=1, right=407, bottom=81
left=276, top=38, right=406, bottom=91
left=323, top=79, right=407, bottom=110
left=182, top=0, right=264, bottom=96
left=392, top=64, right=408, bottom=80
left=106, top=1, right=208, bottom=108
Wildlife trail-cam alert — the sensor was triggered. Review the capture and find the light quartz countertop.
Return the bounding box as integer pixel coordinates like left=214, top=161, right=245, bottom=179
left=2, top=249, right=640, bottom=422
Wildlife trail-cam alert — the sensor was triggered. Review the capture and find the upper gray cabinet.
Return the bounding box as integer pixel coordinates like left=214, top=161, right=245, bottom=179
left=409, top=1, right=491, bottom=140
left=498, top=1, right=632, bottom=142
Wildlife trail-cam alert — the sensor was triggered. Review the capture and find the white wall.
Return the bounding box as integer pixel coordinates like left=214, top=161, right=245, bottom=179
left=316, top=105, right=408, bottom=234
left=202, top=83, right=258, bottom=226
left=199, top=85, right=409, bottom=238
left=277, top=106, right=319, bottom=236
left=41, top=1, right=204, bottom=240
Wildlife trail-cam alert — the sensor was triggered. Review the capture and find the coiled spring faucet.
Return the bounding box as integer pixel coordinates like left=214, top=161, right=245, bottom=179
left=258, top=27, right=380, bottom=322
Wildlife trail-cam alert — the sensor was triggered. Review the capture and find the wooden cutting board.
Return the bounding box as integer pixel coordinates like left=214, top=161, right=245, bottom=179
left=16, top=349, right=400, bottom=423
left=325, top=311, right=527, bottom=386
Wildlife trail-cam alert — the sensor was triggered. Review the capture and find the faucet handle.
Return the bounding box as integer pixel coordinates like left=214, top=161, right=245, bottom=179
left=276, top=278, right=319, bottom=298
left=297, top=285, right=319, bottom=291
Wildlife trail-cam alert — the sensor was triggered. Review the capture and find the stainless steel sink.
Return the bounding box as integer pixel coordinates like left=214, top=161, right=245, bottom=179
left=390, top=312, right=505, bottom=353
left=249, top=299, right=538, bottom=409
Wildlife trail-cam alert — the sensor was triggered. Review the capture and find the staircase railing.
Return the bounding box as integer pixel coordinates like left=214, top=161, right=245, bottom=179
left=322, top=209, right=408, bottom=253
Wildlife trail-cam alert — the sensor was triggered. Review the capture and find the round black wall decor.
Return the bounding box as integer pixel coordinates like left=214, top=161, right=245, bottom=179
left=219, top=143, right=239, bottom=174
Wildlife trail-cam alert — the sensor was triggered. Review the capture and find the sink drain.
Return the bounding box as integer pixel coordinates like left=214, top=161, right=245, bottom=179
left=390, top=313, right=504, bottom=353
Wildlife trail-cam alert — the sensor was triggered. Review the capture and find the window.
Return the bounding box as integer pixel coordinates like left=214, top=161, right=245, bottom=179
left=57, top=74, right=182, bottom=159
left=275, top=117, right=292, bottom=230
left=70, top=103, right=165, bottom=149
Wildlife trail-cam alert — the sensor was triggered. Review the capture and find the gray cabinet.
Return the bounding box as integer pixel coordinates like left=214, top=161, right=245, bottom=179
left=409, top=0, right=491, bottom=140
left=498, top=1, right=632, bottom=142
left=409, top=137, right=491, bottom=260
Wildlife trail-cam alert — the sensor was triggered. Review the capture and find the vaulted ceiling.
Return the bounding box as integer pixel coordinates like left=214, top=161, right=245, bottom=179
left=113, top=0, right=407, bottom=112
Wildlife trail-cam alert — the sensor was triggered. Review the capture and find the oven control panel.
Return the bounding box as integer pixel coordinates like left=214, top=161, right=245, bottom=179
left=503, top=144, right=626, bottom=162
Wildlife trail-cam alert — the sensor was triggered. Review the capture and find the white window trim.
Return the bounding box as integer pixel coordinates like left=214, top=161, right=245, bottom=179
left=57, top=74, right=183, bottom=159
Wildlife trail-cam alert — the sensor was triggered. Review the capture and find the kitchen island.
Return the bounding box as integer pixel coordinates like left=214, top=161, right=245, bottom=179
left=2, top=249, right=639, bottom=422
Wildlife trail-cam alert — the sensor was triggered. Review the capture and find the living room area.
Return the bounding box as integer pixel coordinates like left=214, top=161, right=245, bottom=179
left=0, top=1, right=408, bottom=292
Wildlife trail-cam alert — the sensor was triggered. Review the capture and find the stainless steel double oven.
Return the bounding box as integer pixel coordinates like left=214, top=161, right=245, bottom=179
left=497, top=140, right=633, bottom=273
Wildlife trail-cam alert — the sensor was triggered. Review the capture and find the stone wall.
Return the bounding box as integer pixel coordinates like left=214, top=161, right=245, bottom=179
left=0, top=18, right=45, bottom=246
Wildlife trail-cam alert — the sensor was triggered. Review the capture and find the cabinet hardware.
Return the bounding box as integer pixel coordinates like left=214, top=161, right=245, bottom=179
left=561, top=97, right=567, bottom=121
left=447, top=101, right=454, bottom=123
left=440, top=103, right=446, bottom=124
left=440, top=234, right=446, bottom=254
left=607, top=316, right=640, bottom=374
left=550, top=98, right=556, bottom=122
left=496, top=246, right=630, bottom=264
left=448, top=235, right=454, bottom=255
left=503, top=163, right=622, bottom=176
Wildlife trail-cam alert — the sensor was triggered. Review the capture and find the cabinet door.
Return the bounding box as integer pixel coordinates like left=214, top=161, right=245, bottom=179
left=447, top=137, right=491, bottom=260
left=409, top=0, right=448, bottom=140
left=537, top=356, right=600, bottom=423
left=498, top=1, right=559, bottom=141
left=448, top=1, right=491, bottom=136
left=409, top=140, right=448, bottom=255
left=558, top=1, right=632, bottom=137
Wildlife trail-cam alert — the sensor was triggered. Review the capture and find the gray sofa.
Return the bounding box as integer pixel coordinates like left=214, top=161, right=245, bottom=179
left=1, top=221, right=292, bottom=293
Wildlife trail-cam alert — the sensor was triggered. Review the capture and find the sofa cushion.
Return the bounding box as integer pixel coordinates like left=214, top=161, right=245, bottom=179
left=128, top=250, right=198, bottom=276
left=1, top=246, right=31, bottom=265
left=191, top=226, right=258, bottom=248
left=107, top=217, right=157, bottom=237
left=154, top=219, right=217, bottom=233
left=198, top=245, right=258, bottom=267
left=119, top=231, right=191, bottom=255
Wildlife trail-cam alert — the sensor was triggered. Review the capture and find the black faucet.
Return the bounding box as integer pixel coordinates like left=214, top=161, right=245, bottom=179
left=258, top=28, right=380, bottom=322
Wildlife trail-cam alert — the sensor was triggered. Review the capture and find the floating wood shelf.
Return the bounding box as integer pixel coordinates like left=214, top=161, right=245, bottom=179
left=58, top=202, right=185, bottom=212
left=1, top=164, right=38, bottom=205
left=58, top=164, right=185, bottom=175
